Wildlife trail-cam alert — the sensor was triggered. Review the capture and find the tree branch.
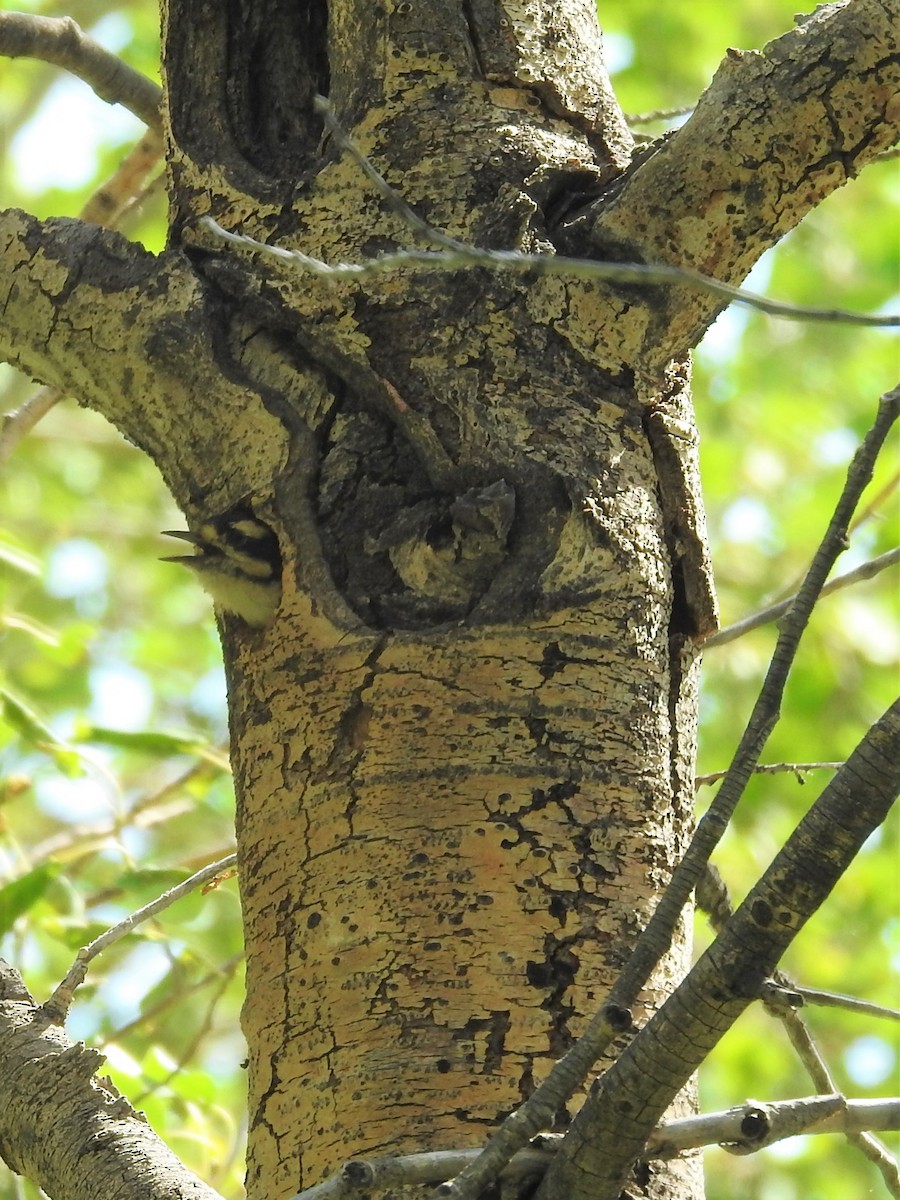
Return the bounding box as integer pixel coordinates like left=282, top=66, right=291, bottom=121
left=582, top=0, right=900, bottom=359
left=289, top=1095, right=900, bottom=1198
left=191, top=208, right=897, bottom=329
left=792, top=988, right=900, bottom=1021
left=696, top=761, right=844, bottom=788
left=0, top=210, right=161, bottom=423
left=0, top=961, right=223, bottom=1200
left=706, top=549, right=900, bottom=648
left=535, top=697, right=900, bottom=1199
left=44, top=853, right=237, bottom=1018
left=0, top=11, right=162, bottom=131
left=0, top=210, right=290, bottom=510
left=0, top=125, right=164, bottom=464
left=700, top=852, right=900, bottom=1195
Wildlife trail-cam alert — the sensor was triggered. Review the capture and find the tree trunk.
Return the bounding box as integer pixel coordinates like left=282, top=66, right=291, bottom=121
left=0, top=2, right=895, bottom=1198
left=160, top=2, right=712, bottom=1195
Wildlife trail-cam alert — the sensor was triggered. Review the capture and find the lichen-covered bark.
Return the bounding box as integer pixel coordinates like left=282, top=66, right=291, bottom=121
left=0, top=2, right=896, bottom=1199
left=227, top=550, right=701, bottom=1195
left=578, top=0, right=900, bottom=365
left=0, top=963, right=221, bottom=1200
left=160, top=4, right=709, bottom=1195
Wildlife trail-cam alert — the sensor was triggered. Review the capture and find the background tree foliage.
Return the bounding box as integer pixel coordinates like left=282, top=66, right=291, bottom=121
left=0, top=2, right=896, bottom=1198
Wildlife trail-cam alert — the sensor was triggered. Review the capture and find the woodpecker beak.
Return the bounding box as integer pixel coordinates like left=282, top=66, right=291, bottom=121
left=160, top=530, right=205, bottom=564
left=161, top=530, right=201, bottom=543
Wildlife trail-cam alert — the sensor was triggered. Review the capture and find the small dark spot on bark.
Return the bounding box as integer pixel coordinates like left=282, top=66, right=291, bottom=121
left=526, top=960, right=553, bottom=988
left=539, top=641, right=568, bottom=679
left=741, top=1108, right=769, bottom=1140
left=484, top=1011, right=510, bottom=1073
left=526, top=716, right=548, bottom=746
left=634, top=1161, right=654, bottom=1188
left=424, top=940, right=442, bottom=951
left=436, top=1058, right=451, bottom=1073
left=604, top=1003, right=634, bottom=1033
left=751, top=899, right=773, bottom=926
left=306, top=911, right=322, bottom=929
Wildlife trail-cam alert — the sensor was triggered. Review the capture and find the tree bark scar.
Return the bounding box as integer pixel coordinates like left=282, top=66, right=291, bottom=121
left=641, top=362, right=718, bottom=643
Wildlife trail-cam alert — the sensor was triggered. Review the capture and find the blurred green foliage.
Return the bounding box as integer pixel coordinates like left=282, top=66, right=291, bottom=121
left=0, top=3, right=897, bottom=1199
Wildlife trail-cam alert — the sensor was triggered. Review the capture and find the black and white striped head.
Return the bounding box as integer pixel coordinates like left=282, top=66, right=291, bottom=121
left=162, top=510, right=281, bottom=627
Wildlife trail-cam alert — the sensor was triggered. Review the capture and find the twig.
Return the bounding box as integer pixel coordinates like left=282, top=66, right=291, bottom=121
left=0, top=11, right=162, bottom=131
left=110, top=951, right=243, bottom=1043
left=134, top=958, right=239, bottom=1103
left=706, top=548, right=899, bottom=648
left=696, top=761, right=843, bottom=787
left=0, top=387, right=61, bottom=467
left=754, top=477, right=898, bottom=609
left=288, top=1096, right=900, bottom=1199
left=775, top=990, right=900, bottom=1195
left=648, top=1095, right=900, bottom=1157
left=29, top=751, right=225, bottom=863
left=188, top=101, right=898, bottom=330
left=850, top=471, right=898, bottom=533
left=42, top=853, right=237, bottom=1017
left=194, top=214, right=897, bottom=329
left=437, top=388, right=898, bottom=1199
left=1, top=122, right=164, bottom=465
left=79, top=126, right=165, bottom=228
left=792, top=988, right=900, bottom=1021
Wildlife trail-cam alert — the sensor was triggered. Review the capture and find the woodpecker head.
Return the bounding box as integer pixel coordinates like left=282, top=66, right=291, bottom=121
left=162, top=511, right=282, bottom=627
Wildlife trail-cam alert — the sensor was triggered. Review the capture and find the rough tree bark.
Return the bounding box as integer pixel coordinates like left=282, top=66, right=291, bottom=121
left=0, top=2, right=896, bottom=1199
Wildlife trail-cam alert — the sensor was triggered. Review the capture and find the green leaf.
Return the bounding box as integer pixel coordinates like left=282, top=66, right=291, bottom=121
left=0, top=689, right=82, bottom=776
left=73, top=724, right=230, bottom=771
left=0, top=863, right=61, bottom=935
left=75, top=725, right=203, bottom=757
left=39, top=917, right=116, bottom=950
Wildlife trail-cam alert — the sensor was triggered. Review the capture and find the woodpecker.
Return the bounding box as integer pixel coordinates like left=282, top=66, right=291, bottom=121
left=162, top=511, right=281, bottom=627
